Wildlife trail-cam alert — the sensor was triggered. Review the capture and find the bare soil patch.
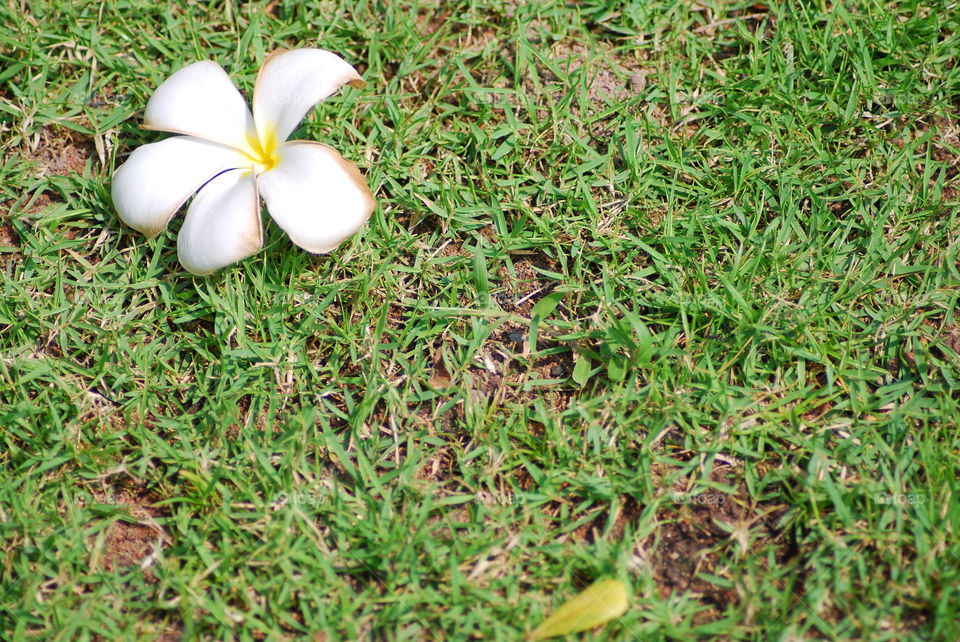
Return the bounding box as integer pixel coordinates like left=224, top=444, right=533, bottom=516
left=101, top=521, right=160, bottom=573
left=494, top=251, right=559, bottom=317
left=573, top=494, right=643, bottom=542
left=24, top=125, right=96, bottom=176
left=24, top=191, right=60, bottom=215
left=549, top=41, right=643, bottom=106
left=0, top=217, right=18, bottom=248
left=88, top=486, right=167, bottom=575
left=649, top=465, right=794, bottom=622
left=556, top=462, right=796, bottom=624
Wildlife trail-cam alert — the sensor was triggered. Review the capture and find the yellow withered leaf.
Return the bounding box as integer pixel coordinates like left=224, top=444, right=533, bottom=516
left=528, top=578, right=629, bottom=640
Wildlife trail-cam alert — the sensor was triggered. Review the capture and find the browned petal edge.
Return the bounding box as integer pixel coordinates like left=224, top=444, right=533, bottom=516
left=272, top=140, right=375, bottom=254
left=253, top=48, right=367, bottom=105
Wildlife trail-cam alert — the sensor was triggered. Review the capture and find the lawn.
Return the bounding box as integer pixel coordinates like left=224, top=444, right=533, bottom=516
left=1, top=0, right=959, bottom=639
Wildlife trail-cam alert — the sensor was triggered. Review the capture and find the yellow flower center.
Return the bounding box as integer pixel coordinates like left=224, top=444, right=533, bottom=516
left=245, top=126, right=279, bottom=174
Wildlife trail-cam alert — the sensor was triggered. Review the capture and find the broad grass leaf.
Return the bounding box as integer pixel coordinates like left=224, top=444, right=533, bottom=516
left=529, top=578, right=629, bottom=640
left=572, top=354, right=592, bottom=386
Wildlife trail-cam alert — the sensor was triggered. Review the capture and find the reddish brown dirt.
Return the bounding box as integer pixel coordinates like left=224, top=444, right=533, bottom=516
left=101, top=521, right=160, bottom=573
left=0, top=218, right=18, bottom=249
left=573, top=495, right=643, bottom=542
left=24, top=126, right=96, bottom=176
left=89, top=487, right=166, bottom=575
left=29, top=192, right=58, bottom=213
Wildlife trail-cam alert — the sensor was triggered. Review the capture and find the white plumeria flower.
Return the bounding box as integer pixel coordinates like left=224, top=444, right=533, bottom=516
left=112, top=49, right=375, bottom=275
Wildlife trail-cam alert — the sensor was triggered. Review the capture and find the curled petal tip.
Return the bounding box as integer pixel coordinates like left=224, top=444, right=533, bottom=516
left=253, top=48, right=367, bottom=144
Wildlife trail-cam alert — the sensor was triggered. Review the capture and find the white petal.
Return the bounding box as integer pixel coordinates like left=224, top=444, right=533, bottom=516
left=258, top=142, right=374, bottom=253
left=112, top=136, right=249, bottom=238
left=177, top=169, right=263, bottom=275
left=252, top=49, right=365, bottom=145
left=144, top=61, right=257, bottom=152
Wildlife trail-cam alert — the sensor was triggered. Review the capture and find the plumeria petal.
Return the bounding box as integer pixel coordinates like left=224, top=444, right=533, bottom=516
left=112, top=136, right=249, bottom=238
left=177, top=169, right=262, bottom=275
left=252, top=49, right=365, bottom=145
left=257, top=141, right=374, bottom=254
left=144, top=61, right=257, bottom=152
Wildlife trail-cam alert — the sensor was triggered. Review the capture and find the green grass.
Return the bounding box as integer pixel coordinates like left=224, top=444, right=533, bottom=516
left=1, top=0, right=959, bottom=639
